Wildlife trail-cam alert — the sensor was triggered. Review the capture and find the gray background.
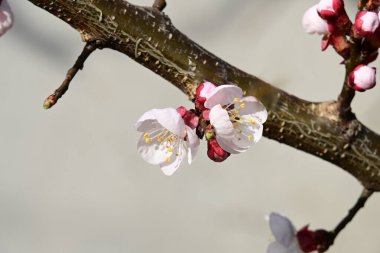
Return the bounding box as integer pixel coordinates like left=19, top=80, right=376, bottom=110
left=0, top=0, right=379, bottom=252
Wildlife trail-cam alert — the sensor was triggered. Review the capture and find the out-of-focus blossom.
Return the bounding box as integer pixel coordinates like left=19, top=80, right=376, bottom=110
left=0, top=0, right=13, bottom=36
left=267, top=213, right=323, bottom=253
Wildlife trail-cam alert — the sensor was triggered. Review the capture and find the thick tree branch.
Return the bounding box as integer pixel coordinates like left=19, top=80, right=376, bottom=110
left=27, top=0, right=380, bottom=190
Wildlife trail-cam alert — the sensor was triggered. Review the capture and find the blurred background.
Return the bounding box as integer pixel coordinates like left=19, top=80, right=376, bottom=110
left=0, top=0, right=379, bottom=252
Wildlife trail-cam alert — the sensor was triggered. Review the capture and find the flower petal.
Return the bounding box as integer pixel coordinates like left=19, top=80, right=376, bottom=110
left=137, top=131, right=169, bottom=165
left=204, top=85, right=243, bottom=109
left=135, top=109, right=158, bottom=132
left=267, top=242, right=289, bottom=253
left=216, top=135, right=249, bottom=154
left=152, top=108, right=186, bottom=137
left=160, top=145, right=186, bottom=176
left=186, top=126, right=200, bottom=164
left=238, top=96, right=268, bottom=123
left=209, top=104, right=234, bottom=137
left=269, top=213, right=297, bottom=247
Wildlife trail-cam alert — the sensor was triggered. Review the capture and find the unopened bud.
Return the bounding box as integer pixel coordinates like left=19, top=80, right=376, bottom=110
left=348, top=64, right=376, bottom=92
left=176, top=106, right=199, bottom=129
left=195, top=82, right=216, bottom=111
left=302, top=5, right=329, bottom=35
left=317, top=0, right=345, bottom=19
left=43, top=95, right=57, bottom=109
left=207, top=139, right=230, bottom=162
left=353, top=11, right=379, bottom=38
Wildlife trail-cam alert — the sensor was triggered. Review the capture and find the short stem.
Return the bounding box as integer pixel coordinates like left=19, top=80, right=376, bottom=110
left=337, top=82, right=355, bottom=119
left=43, top=40, right=102, bottom=109
left=319, top=188, right=374, bottom=252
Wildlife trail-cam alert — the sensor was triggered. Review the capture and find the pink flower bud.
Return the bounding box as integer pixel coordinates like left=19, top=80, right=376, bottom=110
left=317, top=0, right=345, bottom=19
left=195, top=82, right=216, bottom=111
left=302, top=5, right=329, bottom=35
left=348, top=64, right=376, bottom=92
left=354, top=11, right=380, bottom=37
left=176, top=106, right=199, bottom=129
left=296, top=226, right=318, bottom=253
left=202, top=109, right=210, bottom=121
left=207, top=139, right=230, bottom=162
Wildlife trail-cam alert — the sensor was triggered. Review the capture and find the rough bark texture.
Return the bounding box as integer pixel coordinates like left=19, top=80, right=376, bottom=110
left=27, top=0, right=380, bottom=190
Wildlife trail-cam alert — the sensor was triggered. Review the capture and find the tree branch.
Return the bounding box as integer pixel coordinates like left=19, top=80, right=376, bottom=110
left=27, top=0, right=380, bottom=190
left=318, top=188, right=373, bottom=252
left=43, top=40, right=102, bottom=109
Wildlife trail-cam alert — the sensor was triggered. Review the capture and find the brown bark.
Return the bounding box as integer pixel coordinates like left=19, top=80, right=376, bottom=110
left=27, top=0, right=380, bottom=190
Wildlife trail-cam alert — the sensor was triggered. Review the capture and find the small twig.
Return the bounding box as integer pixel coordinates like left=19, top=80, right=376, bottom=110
left=337, top=82, right=355, bottom=119
left=43, top=40, right=102, bottom=109
left=152, top=0, right=166, bottom=11
left=318, top=188, right=374, bottom=252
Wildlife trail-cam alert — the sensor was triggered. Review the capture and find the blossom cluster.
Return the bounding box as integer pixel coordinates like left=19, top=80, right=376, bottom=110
left=302, top=0, right=380, bottom=92
left=135, top=82, right=267, bottom=175
left=0, top=0, right=13, bottom=36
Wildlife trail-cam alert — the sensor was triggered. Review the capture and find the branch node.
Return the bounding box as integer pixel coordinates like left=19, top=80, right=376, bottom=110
left=43, top=40, right=102, bottom=109
left=152, top=0, right=166, bottom=11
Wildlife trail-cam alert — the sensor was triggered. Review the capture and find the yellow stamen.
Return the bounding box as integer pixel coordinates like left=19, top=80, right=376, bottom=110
left=166, top=156, right=171, bottom=162
left=248, top=118, right=257, bottom=125
left=144, top=133, right=149, bottom=138
left=234, top=97, right=240, bottom=102
left=240, top=103, right=246, bottom=109
left=248, top=135, right=253, bottom=141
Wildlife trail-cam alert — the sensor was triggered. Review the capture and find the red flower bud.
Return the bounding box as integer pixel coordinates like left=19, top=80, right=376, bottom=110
left=195, top=82, right=216, bottom=111
left=296, top=226, right=318, bottom=253
left=176, top=106, right=199, bottom=129
left=207, top=139, right=230, bottom=162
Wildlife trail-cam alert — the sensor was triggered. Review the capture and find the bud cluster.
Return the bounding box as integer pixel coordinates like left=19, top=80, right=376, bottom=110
left=303, top=0, right=380, bottom=92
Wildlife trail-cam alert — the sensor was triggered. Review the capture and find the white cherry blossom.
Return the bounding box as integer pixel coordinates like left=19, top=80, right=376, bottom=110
left=135, top=108, right=199, bottom=176
left=205, top=85, right=267, bottom=154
